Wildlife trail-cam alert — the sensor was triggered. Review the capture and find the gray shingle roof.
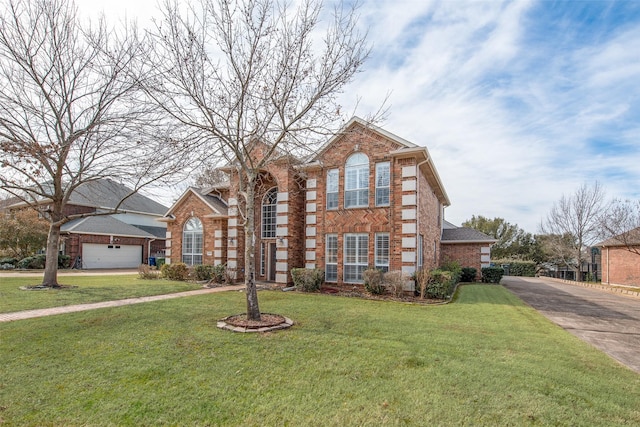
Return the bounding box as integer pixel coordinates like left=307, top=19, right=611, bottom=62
left=200, top=192, right=229, bottom=216
left=596, top=227, right=640, bottom=247
left=61, top=216, right=158, bottom=238
left=441, top=226, right=496, bottom=243
left=69, top=179, right=168, bottom=215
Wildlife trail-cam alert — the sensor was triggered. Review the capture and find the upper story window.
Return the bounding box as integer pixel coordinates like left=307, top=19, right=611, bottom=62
left=262, top=187, right=278, bottom=238
left=345, top=152, right=369, bottom=208
left=326, top=168, right=339, bottom=210
left=375, top=161, right=390, bottom=206
left=182, top=217, right=203, bottom=265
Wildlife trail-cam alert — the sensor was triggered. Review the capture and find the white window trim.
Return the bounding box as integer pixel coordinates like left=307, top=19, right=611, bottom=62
left=344, top=233, right=369, bottom=283
left=345, top=153, right=369, bottom=208
left=326, top=168, right=339, bottom=210
left=261, top=187, right=278, bottom=238
left=375, top=232, right=390, bottom=272
left=325, top=234, right=338, bottom=282
left=375, top=161, right=390, bottom=207
left=182, top=217, right=203, bottom=265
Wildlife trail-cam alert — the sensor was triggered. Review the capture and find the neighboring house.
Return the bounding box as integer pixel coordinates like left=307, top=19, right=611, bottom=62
left=440, top=220, right=496, bottom=279
left=5, top=179, right=168, bottom=269
left=597, top=228, right=640, bottom=287
left=163, top=117, right=493, bottom=287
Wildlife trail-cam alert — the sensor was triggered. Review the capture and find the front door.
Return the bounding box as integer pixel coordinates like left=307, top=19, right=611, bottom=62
left=268, top=242, right=277, bottom=281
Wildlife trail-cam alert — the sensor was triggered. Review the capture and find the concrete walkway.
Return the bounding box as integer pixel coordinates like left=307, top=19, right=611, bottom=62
left=502, top=276, right=640, bottom=373
left=0, top=286, right=240, bottom=322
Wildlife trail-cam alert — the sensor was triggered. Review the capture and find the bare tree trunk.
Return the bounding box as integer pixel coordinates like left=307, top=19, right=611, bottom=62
left=244, top=174, right=261, bottom=321
left=42, top=223, right=61, bottom=287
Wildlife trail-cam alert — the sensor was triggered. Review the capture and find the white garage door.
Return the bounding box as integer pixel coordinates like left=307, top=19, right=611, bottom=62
left=83, top=244, right=142, bottom=269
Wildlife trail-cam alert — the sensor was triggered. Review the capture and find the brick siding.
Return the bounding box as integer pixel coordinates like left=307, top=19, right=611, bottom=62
left=601, top=246, right=640, bottom=286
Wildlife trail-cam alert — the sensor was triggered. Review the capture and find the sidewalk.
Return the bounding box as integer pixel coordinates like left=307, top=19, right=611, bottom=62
left=0, top=286, right=240, bottom=322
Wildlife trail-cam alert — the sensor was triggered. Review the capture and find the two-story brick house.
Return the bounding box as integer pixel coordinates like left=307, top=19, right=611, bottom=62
left=162, top=117, right=493, bottom=285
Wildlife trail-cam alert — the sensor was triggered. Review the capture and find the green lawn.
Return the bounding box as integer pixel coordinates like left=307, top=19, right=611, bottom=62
left=0, top=274, right=203, bottom=313
left=1, top=285, right=638, bottom=426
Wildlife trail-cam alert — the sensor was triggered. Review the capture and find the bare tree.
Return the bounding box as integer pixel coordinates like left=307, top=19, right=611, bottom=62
left=540, top=182, right=606, bottom=281
left=600, top=199, right=640, bottom=256
left=0, top=0, right=188, bottom=287
left=145, top=0, right=370, bottom=320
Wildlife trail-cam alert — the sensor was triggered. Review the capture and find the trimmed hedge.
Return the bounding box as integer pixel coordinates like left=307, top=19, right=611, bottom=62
left=481, top=267, right=504, bottom=283
left=461, top=267, right=477, bottom=282
left=507, top=261, right=536, bottom=277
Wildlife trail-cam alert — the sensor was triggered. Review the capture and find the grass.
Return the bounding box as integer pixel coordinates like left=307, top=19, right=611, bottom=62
left=0, top=285, right=639, bottom=426
left=0, top=274, right=203, bottom=313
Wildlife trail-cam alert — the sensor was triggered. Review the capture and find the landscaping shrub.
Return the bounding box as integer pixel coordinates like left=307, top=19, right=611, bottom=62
left=14, top=254, right=70, bottom=270
left=58, top=255, right=71, bottom=269
left=507, top=261, right=536, bottom=277
left=193, top=264, right=215, bottom=281
left=138, top=264, right=161, bottom=280
left=461, top=267, right=477, bottom=282
left=0, top=263, right=15, bottom=270
left=211, top=263, right=227, bottom=283
left=383, top=270, right=406, bottom=297
left=440, top=260, right=462, bottom=283
left=290, top=268, right=324, bottom=292
left=0, top=257, right=17, bottom=266
left=224, top=267, right=237, bottom=284
left=16, top=254, right=46, bottom=269
left=482, top=266, right=504, bottom=283
left=426, top=269, right=456, bottom=299
left=192, top=264, right=229, bottom=282
left=363, top=268, right=385, bottom=295
left=414, top=268, right=432, bottom=299
left=161, top=262, right=190, bottom=281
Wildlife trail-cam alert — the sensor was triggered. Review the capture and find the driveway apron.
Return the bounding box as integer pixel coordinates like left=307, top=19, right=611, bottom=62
left=502, top=276, right=640, bottom=373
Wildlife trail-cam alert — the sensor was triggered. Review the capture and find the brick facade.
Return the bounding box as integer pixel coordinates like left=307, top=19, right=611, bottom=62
left=164, top=117, right=489, bottom=286
left=164, top=191, right=227, bottom=267
left=601, top=246, right=640, bottom=286
left=441, top=242, right=489, bottom=280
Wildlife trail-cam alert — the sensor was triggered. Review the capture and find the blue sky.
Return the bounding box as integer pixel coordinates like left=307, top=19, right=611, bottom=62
left=79, top=0, right=640, bottom=233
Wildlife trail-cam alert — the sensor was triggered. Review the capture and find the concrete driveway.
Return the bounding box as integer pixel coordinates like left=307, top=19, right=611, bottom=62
left=502, top=276, right=640, bottom=373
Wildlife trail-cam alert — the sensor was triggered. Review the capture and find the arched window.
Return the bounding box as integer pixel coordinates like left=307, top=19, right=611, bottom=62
left=262, top=187, right=278, bottom=238
left=182, top=217, right=203, bottom=265
left=345, top=152, right=369, bottom=208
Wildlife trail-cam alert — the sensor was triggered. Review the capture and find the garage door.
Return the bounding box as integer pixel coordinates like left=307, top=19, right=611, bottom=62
left=82, top=244, right=142, bottom=269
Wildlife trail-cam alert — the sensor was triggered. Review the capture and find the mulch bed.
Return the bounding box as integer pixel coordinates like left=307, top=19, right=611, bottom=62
left=223, top=313, right=287, bottom=328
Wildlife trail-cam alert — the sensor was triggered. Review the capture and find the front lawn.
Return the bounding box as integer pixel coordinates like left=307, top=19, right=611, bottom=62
left=1, top=285, right=638, bottom=426
left=0, top=274, right=203, bottom=313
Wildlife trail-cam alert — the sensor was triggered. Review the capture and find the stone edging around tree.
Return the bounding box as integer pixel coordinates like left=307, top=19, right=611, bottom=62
left=217, top=316, right=294, bottom=333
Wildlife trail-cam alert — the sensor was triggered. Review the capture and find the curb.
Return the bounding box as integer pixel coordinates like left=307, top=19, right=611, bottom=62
left=542, top=277, right=640, bottom=299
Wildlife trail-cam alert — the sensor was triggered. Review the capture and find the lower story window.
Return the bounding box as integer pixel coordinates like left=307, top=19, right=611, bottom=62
left=344, top=233, right=368, bottom=283
left=375, top=233, right=389, bottom=273
left=325, top=234, right=338, bottom=282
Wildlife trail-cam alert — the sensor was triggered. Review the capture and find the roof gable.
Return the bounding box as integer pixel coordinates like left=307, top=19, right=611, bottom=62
left=163, top=187, right=228, bottom=219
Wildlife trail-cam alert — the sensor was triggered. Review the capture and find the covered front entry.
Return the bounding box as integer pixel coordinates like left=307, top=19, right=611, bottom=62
left=82, top=243, right=143, bottom=269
